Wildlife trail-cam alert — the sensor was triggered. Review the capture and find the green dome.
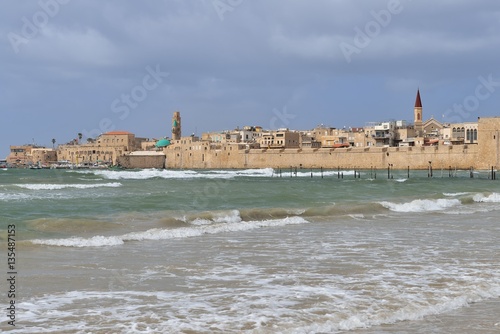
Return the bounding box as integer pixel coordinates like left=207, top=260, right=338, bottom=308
left=155, top=139, right=171, bottom=148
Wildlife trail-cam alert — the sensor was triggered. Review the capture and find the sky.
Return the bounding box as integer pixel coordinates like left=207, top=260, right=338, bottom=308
left=1, top=0, right=500, bottom=158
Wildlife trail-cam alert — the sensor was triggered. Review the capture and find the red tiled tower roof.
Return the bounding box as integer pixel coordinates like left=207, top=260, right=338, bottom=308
left=415, top=89, right=422, bottom=108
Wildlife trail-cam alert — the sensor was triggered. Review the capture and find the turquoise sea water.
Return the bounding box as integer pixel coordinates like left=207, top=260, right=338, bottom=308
left=1, top=168, right=499, bottom=333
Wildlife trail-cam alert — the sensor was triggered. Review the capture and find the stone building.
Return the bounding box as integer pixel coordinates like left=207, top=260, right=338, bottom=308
left=259, top=129, right=300, bottom=149
left=57, top=131, right=147, bottom=165
left=477, top=116, right=500, bottom=167
left=6, top=145, right=55, bottom=167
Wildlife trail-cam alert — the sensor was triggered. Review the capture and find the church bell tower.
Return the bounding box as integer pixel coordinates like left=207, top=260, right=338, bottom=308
left=414, top=89, right=423, bottom=137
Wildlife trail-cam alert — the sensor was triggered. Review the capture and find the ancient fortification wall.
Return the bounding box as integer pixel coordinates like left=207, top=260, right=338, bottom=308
left=117, top=154, right=166, bottom=169
left=164, top=145, right=482, bottom=170
left=161, top=117, right=500, bottom=170
left=478, top=116, right=500, bottom=168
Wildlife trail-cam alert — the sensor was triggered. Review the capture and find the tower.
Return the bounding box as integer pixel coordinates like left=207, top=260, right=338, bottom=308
left=172, top=111, right=181, bottom=140
left=414, top=89, right=423, bottom=137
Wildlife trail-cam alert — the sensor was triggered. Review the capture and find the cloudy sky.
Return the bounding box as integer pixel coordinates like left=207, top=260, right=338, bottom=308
left=1, top=0, right=500, bottom=158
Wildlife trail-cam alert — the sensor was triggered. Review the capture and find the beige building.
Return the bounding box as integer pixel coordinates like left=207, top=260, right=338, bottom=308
left=423, top=118, right=443, bottom=138
left=259, top=130, right=300, bottom=149
left=202, top=126, right=263, bottom=144
left=31, top=148, right=57, bottom=166
left=7, top=145, right=32, bottom=166
left=6, top=145, right=55, bottom=167
left=57, top=131, right=147, bottom=165
left=478, top=116, right=500, bottom=167
left=162, top=116, right=500, bottom=170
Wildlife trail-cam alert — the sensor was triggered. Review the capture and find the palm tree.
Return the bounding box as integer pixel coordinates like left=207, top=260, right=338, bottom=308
left=78, top=133, right=82, bottom=143
left=52, top=138, right=56, bottom=148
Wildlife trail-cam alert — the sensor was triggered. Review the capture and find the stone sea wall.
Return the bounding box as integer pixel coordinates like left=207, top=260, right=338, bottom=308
left=164, top=144, right=485, bottom=170
left=117, top=154, right=165, bottom=169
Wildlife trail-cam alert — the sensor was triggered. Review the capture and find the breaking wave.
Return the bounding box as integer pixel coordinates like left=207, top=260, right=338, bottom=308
left=379, top=198, right=462, bottom=213
left=30, top=215, right=308, bottom=248
left=15, top=182, right=122, bottom=190
left=473, top=192, right=500, bottom=203
left=75, top=168, right=276, bottom=180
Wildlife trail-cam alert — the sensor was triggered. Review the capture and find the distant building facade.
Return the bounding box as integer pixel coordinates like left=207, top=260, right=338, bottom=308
left=6, top=145, right=56, bottom=167
left=5, top=91, right=495, bottom=170
left=57, top=131, right=147, bottom=165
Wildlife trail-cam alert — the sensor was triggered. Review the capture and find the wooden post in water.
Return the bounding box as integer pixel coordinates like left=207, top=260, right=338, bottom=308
left=470, top=167, right=474, bottom=178
left=321, top=167, right=323, bottom=179
left=407, top=166, right=410, bottom=179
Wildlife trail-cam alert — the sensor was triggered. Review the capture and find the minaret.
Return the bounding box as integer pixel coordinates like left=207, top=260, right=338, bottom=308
left=172, top=111, right=181, bottom=140
left=414, top=89, right=423, bottom=137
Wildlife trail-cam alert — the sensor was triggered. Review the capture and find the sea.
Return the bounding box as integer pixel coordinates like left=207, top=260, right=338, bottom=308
left=0, top=167, right=499, bottom=333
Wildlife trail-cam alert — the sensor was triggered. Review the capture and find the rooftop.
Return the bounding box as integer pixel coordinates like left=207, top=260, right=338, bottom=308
left=103, top=131, right=133, bottom=136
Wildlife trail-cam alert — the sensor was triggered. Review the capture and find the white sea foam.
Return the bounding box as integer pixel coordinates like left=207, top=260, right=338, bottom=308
left=212, top=209, right=242, bottom=224
left=79, top=168, right=277, bottom=180
left=289, top=170, right=356, bottom=178
left=14, top=270, right=500, bottom=334
left=30, top=216, right=309, bottom=248
left=301, top=287, right=500, bottom=333
left=348, top=214, right=366, bottom=220
left=15, top=182, right=122, bottom=190
left=32, top=235, right=125, bottom=247
left=79, top=168, right=360, bottom=180
left=379, top=198, right=461, bottom=213
left=473, top=192, right=500, bottom=203
left=0, top=193, right=32, bottom=201
left=186, top=210, right=243, bottom=226
left=208, top=168, right=275, bottom=177
left=443, top=192, right=470, bottom=197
